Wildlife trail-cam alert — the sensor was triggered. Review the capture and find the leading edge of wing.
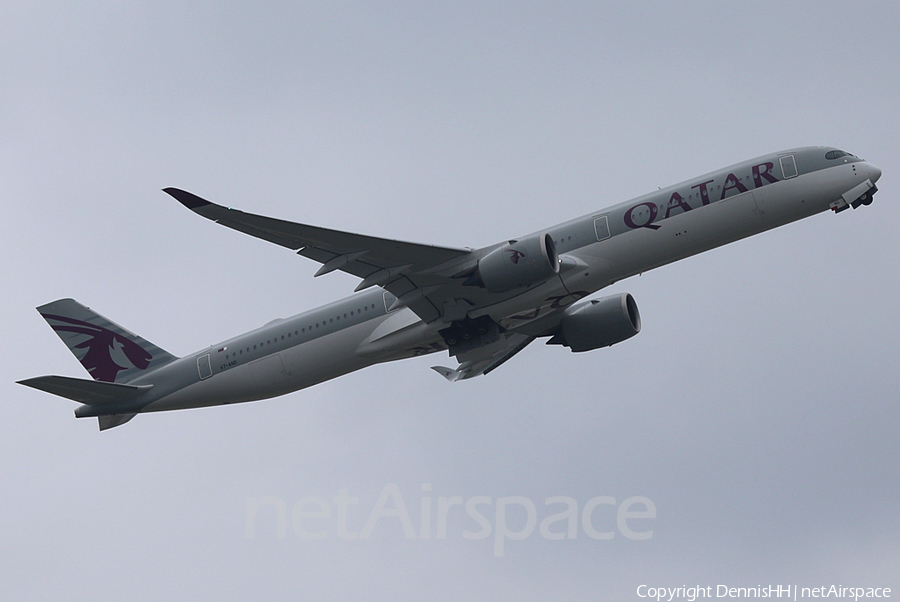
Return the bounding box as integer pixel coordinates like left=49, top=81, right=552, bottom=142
left=163, top=188, right=473, bottom=278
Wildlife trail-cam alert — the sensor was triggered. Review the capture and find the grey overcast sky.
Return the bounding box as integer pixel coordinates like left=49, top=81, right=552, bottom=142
left=3, top=2, right=898, bottom=600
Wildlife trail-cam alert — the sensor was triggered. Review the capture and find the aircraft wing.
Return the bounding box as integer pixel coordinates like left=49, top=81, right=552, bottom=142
left=166, top=188, right=475, bottom=322
left=431, top=332, right=535, bottom=381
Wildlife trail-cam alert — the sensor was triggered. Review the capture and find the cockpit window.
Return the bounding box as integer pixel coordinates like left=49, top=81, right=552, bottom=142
left=825, top=150, right=858, bottom=160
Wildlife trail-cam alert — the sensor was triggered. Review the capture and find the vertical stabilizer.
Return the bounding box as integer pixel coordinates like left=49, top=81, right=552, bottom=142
left=37, top=299, right=177, bottom=383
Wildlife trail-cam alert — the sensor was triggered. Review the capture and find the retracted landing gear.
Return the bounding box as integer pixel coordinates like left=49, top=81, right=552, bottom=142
left=852, top=185, right=876, bottom=208
left=439, top=315, right=501, bottom=356
left=832, top=184, right=878, bottom=213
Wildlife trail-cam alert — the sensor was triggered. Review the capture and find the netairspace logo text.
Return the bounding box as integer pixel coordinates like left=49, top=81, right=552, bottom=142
left=245, top=483, right=656, bottom=556
left=636, top=584, right=892, bottom=601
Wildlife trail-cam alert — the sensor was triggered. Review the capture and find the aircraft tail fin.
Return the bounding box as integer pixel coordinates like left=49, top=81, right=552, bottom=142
left=36, top=299, right=177, bottom=383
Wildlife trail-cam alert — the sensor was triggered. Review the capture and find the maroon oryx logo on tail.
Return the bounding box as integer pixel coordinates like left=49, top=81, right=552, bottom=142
left=43, top=314, right=152, bottom=382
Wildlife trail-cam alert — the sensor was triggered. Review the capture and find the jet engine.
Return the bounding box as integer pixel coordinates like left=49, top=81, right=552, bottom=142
left=470, top=233, right=559, bottom=293
left=548, top=293, right=641, bottom=352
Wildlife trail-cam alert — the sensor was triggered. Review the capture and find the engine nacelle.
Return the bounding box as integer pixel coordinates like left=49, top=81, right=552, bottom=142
left=551, top=293, right=641, bottom=352
left=474, top=233, right=559, bottom=293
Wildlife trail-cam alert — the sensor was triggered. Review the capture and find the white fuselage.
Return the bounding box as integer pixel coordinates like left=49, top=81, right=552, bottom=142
left=96, top=148, right=879, bottom=417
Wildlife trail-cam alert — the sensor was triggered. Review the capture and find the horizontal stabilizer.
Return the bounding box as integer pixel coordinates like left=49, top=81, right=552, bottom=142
left=17, top=375, right=151, bottom=405
left=98, top=413, right=138, bottom=430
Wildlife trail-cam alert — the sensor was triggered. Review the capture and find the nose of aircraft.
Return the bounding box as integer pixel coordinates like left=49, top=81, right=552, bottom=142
left=867, top=162, right=882, bottom=183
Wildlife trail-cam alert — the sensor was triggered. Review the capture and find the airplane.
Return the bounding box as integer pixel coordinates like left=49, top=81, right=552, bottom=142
left=18, top=146, right=881, bottom=429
